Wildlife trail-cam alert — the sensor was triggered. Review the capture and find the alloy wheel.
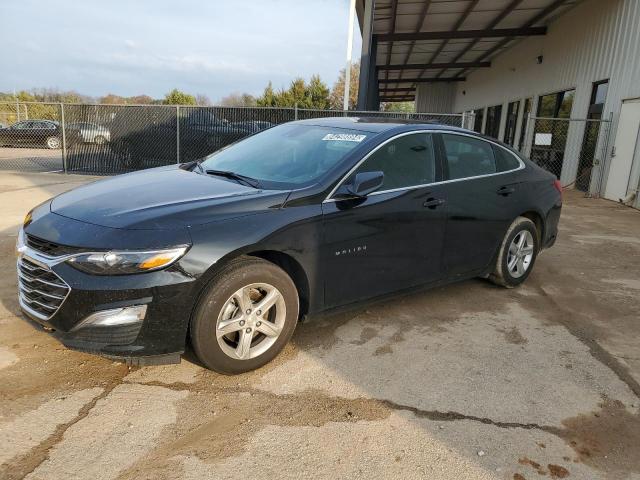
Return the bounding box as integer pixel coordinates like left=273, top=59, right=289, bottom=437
left=507, top=230, right=534, bottom=278
left=46, top=137, right=61, bottom=149
left=215, top=282, right=286, bottom=360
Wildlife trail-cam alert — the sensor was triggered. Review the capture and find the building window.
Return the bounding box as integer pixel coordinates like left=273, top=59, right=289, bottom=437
left=576, top=80, right=609, bottom=191
left=517, top=98, right=532, bottom=151
left=504, top=101, right=520, bottom=146
left=530, top=88, right=576, bottom=179
left=485, top=105, right=502, bottom=139
left=537, top=89, right=575, bottom=118
left=473, top=108, right=484, bottom=133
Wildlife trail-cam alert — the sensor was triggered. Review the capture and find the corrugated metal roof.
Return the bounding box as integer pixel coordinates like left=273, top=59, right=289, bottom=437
left=361, top=0, right=583, bottom=101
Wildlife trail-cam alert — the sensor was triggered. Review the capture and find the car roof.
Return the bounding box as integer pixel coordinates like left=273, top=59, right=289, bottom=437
left=292, top=116, right=469, bottom=134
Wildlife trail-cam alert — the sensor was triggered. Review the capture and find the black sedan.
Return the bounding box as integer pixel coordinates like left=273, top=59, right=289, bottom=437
left=0, top=120, right=63, bottom=149
left=17, top=118, right=561, bottom=374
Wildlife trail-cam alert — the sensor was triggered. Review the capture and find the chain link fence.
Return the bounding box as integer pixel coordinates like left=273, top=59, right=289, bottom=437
left=522, top=115, right=612, bottom=194
left=0, top=102, right=65, bottom=172
left=0, top=102, right=468, bottom=175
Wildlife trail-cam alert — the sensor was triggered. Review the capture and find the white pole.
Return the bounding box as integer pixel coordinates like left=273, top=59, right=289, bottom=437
left=343, top=0, right=356, bottom=111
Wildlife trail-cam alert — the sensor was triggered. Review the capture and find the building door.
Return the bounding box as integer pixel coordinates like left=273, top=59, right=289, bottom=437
left=517, top=98, right=532, bottom=152
left=604, top=99, right=640, bottom=201
left=504, top=101, right=520, bottom=146
left=485, top=105, right=502, bottom=139
left=576, top=80, right=609, bottom=192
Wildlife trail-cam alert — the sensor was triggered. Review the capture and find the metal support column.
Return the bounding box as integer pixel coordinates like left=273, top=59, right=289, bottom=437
left=60, top=103, right=68, bottom=173
left=176, top=105, right=180, bottom=164
left=357, top=0, right=376, bottom=111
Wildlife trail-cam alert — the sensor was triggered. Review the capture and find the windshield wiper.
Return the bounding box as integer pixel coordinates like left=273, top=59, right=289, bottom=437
left=205, top=169, right=260, bottom=188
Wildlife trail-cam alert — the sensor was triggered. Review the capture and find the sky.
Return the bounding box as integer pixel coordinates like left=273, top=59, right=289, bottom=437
left=0, top=0, right=361, bottom=102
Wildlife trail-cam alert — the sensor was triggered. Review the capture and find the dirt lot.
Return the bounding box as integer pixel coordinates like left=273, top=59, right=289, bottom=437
left=1, top=171, right=639, bottom=480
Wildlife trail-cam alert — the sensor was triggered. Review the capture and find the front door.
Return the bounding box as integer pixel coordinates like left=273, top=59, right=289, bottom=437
left=604, top=99, right=640, bottom=201
left=322, top=132, right=447, bottom=308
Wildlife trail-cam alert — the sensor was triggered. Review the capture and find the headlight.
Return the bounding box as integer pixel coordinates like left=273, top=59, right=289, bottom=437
left=67, top=246, right=188, bottom=275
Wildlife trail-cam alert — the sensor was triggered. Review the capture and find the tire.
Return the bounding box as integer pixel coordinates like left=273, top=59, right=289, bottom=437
left=46, top=136, right=61, bottom=149
left=94, top=135, right=106, bottom=145
left=489, top=216, right=539, bottom=288
left=190, top=256, right=299, bottom=374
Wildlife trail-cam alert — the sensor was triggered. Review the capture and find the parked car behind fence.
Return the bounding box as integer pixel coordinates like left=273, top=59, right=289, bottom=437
left=0, top=120, right=63, bottom=149
left=66, top=122, right=111, bottom=144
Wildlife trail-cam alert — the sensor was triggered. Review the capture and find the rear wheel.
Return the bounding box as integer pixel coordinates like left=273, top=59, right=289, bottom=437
left=94, top=135, right=107, bottom=145
left=190, top=256, right=299, bottom=374
left=489, top=216, right=539, bottom=288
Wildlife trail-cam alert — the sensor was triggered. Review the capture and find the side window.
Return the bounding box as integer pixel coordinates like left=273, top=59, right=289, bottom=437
left=492, top=145, right=521, bottom=172
left=442, top=134, right=496, bottom=180
left=352, top=133, right=436, bottom=191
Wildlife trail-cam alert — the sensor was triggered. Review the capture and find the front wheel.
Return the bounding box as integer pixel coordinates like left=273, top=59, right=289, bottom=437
left=489, top=216, right=539, bottom=288
left=46, top=136, right=61, bottom=149
left=190, top=256, right=299, bottom=374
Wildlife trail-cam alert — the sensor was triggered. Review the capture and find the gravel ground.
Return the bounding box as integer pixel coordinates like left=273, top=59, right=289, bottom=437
left=1, top=171, right=639, bottom=480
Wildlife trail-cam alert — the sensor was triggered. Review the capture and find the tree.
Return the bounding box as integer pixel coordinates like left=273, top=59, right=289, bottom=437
left=256, top=82, right=276, bottom=107
left=380, top=101, right=415, bottom=113
left=99, top=94, right=156, bottom=105
left=219, top=92, right=256, bottom=107
left=329, top=62, right=359, bottom=110
left=255, top=76, right=330, bottom=108
left=307, top=75, right=330, bottom=110
left=163, top=89, right=196, bottom=105
left=195, top=94, right=213, bottom=106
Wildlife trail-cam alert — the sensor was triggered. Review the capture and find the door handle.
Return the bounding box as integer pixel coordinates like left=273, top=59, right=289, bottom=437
left=423, top=198, right=446, bottom=209
left=497, top=186, right=516, bottom=196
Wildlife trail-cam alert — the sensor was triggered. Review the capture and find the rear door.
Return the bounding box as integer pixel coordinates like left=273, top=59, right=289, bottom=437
left=436, top=132, right=525, bottom=276
left=322, top=131, right=448, bottom=308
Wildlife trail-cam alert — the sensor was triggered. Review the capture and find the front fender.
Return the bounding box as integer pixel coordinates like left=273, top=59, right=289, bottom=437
left=184, top=204, right=324, bottom=310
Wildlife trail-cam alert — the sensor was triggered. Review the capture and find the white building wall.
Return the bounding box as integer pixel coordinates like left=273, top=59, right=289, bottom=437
left=415, top=83, right=456, bottom=113
left=416, top=0, right=640, bottom=204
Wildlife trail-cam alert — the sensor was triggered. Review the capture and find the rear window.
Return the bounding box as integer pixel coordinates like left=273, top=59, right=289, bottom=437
left=492, top=145, right=521, bottom=172
left=442, top=134, right=496, bottom=180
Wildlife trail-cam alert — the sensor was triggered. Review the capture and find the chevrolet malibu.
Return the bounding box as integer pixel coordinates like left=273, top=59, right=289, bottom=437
left=17, top=118, right=562, bottom=374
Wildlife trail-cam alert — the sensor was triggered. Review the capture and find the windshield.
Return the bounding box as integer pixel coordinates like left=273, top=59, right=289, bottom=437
left=199, top=124, right=370, bottom=189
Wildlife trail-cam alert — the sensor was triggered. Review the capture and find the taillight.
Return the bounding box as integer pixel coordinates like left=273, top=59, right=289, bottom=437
left=553, top=179, right=563, bottom=199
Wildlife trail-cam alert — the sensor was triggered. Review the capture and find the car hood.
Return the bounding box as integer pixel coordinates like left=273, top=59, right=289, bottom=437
left=50, top=165, right=290, bottom=230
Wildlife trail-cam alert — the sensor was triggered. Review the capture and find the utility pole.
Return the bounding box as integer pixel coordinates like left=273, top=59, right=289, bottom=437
left=343, top=0, right=356, bottom=111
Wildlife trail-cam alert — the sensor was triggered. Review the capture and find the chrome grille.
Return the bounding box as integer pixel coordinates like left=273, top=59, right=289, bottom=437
left=26, top=234, right=80, bottom=257
left=17, top=257, right=70, bottom=321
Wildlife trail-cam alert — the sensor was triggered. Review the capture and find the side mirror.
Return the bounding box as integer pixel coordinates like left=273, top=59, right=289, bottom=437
left=335, top=171, right=384, bottom=198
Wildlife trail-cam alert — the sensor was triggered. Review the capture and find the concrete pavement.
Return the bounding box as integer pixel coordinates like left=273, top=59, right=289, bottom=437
left=1, top=171, right=639, bottom=480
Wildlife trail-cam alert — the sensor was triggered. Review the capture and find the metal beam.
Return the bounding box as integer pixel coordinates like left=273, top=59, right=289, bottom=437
left=375, top=26, right=546, bottom=42
left=458, top=0, right=570, bottom=77
left=434, top=0, right=524, bottom=79
left=383, top=0, right=398, bottom=84
left=380, top=97, right=415, bottom=102
left=379, top=87, right=416, bottom=93
left=378, top=77, right=466, bottom=84
left=396, top=1, right=432, bottom=88
left=413, top=0, right=479, bottom=91
left=378, top=61, right=490, bottom=71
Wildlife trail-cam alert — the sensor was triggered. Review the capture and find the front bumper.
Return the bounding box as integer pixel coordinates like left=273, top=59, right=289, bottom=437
left=17, top=232, right=199, bottom=363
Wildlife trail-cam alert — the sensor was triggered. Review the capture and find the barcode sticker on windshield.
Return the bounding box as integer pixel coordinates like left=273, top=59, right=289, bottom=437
left=322, top=133, right=367, bottom=142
